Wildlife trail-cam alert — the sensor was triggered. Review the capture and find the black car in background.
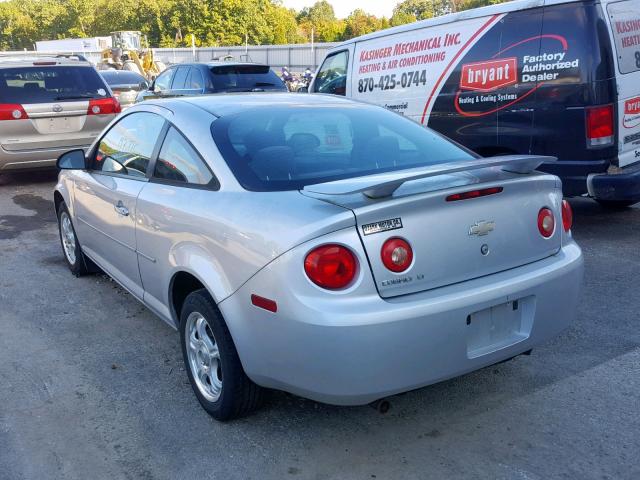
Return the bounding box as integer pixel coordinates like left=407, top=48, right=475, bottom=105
left=136, top=62, right=287, bottom=102
left=99, top=70, right=149, bottom=109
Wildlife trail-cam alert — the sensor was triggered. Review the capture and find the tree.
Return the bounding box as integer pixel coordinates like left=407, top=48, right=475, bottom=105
left=343, top=9, right=385, bottom=39
left=297, top=1, right=343, bottom=42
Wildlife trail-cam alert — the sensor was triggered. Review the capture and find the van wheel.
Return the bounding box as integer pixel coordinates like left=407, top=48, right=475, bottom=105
left=595, top=199, right=637, bottom=209
left=180, top=289, right=263, bottom=421
left=57, top=202, right=91, bottom=276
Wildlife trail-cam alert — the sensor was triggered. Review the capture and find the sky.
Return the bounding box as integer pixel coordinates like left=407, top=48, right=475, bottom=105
left=282, top=0, right=395, bottom=19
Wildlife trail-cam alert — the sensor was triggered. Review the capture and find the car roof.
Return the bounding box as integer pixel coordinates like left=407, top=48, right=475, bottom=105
left=157, top=93, right=357, bottom=117
left=0, top=56, right=92, bottom=68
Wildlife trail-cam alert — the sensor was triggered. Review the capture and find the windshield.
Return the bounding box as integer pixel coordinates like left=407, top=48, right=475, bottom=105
left=100, top=70, right=146, bottom=86
left=211, top=105, right=476, bottom=191
left=210, top=65, right=286, bottom=92
left=0, top=66, right=109, bottom=104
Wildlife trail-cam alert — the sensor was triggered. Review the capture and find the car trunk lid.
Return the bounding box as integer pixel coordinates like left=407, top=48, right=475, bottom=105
left=303, top=156, right=562, bottom=298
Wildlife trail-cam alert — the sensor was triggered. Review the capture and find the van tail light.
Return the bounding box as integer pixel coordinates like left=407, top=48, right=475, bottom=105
left=561, top=200, right=573, bottom=232
left=87, top=97, right=121, bottom=115
left=537, top=208, right=555, bottom=238
left=586, top=104, right=614, bottom=147
left=381, top=237, right=413, bottom=272
left=0, top=104, right=28, bottom=121
left=304, top=244, right=357, bottom=290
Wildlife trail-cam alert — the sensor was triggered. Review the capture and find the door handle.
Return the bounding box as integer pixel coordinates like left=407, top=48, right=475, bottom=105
left=114, top=201, right=129, bottom=216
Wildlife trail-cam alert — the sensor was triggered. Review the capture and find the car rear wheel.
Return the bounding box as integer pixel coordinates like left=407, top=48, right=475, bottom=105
left=57, top=202, right=90, bottom=276
left=180, top=289, right=263, bottom=420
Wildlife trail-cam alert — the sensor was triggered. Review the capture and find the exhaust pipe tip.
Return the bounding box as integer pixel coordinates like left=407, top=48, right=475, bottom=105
left=370, top=399, right=391, bottom=414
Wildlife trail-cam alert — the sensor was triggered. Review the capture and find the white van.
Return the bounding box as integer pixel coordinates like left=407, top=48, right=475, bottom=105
left=310, top=0, right=640, bottom=207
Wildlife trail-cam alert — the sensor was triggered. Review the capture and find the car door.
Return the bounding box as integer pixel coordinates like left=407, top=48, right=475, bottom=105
left=73, top=111, right=166, bottom=299
left=135, top=126, right=218, bottom=320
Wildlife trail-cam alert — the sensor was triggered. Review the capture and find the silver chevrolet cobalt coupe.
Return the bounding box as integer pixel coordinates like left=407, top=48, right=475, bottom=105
left=54, top=94, right=583, bottom=420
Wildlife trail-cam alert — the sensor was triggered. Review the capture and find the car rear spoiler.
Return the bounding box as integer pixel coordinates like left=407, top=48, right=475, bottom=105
left=303, top=155, right=556, bottom=199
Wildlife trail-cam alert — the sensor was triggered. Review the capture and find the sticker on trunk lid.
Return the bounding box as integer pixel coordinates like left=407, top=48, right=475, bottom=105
left=362, top=218, right=403, bottom=236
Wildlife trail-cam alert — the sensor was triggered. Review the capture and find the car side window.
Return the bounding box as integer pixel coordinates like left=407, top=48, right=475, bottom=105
left=154, top=127, right=214, bottom=185
left=154, top=68, right=175, bottom=91
left=187, top=68, right=205, bottom=90
left=93, top=112, right=165, bottom=178
left=313, top=51, right=349, bottom=96
left=172, top=66, right=190, bottom=90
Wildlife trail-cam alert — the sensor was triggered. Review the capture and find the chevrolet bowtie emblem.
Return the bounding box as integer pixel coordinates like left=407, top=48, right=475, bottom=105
left=469, top=220, right=495, bottom=236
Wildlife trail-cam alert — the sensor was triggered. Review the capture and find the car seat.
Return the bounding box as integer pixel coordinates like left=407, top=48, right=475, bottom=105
left=250, top=146, right=294, bottom=181
left=361, top=136, right=400, bottom=169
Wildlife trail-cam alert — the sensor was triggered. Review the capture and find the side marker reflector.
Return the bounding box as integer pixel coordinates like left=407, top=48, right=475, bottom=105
left=251, top=294, right=277, bottom=313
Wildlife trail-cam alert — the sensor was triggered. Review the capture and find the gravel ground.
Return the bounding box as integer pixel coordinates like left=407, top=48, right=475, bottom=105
left=0, top=170, right=638, bottom=480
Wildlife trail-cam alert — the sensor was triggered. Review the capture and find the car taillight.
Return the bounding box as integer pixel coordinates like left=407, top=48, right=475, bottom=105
left=586, top=104, right=614, bottom=147
left=446, top=186, right=503, bottom=202
left=381, top=237, right=413, bottom=272
left=87, top=97, right=121, bottom=115
left=537, top=208, right=555, bottom=238
left=561, top=199, right=573, bottom=232
left=0, top=103, right=28, bottom=121
left=304, top=244, right=357, bottom=290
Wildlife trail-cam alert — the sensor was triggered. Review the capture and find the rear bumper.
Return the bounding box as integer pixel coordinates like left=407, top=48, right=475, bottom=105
left=538, top=159, right=609, bottom=196
left=539, top=158, right=640, bottom=202
left=0, top=144, right=91, bottom=171
left=587, top=161, right=640, bottom=203
left=219, top=242, right=583, bottom=406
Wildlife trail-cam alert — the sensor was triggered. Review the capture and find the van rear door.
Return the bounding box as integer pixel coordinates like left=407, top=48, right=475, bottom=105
left=604, top=0, right=640, bottom=168
left=0, top=64, right=115, bottom=152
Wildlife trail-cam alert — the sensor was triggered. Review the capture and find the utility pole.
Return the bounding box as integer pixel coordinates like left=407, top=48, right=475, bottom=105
left=311, top=27, right=315, bottom=69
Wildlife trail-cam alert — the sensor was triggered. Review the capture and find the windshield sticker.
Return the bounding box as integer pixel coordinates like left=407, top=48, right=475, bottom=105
left=97, top=88, right=106, bottom=96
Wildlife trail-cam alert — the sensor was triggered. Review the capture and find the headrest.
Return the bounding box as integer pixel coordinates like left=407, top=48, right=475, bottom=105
left=250, top=146, right=294, bottom=181
left=287, top=133, right=320, bottom=154
left=365, top=136, right=400, bottom=168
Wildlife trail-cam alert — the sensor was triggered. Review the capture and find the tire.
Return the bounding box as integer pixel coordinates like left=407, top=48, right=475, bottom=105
left=180, top=289, right=263, bottom=420
left=57, top=202, right=91, bottom=277
left=595, top=199, right=638, bottom=209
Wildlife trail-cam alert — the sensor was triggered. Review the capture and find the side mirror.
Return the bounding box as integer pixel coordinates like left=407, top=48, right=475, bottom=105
left=57, top=149, right=87, bottom=170
left=153, top=83, right=161, bottom=93
left=140, top=81, right=149, bottom=90
left=297, top=86, right=309, bottom=93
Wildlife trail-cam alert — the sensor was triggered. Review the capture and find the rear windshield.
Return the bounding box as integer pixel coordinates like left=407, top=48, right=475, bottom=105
left=211, top=105, right=476, bottom=191
left=100, top=70, right=146, bottom=86
left=0, top=65, right=108, bottom=104
left=210, top=65, right=286, bottom=92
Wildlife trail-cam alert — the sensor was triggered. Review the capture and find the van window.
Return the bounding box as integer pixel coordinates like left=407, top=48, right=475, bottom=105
left=313, top=51, right=349, bottom=96
left=0, top=66, right=108, bottom=104
left=607, top=0, right=640, bottom=74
